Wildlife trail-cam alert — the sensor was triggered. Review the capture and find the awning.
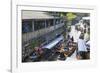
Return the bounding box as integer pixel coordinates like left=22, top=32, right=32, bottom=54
left=42, top=36, right=63, bottom=49
left=82, top=17, right=90, bottom=20
left=22, top=10, right=58, bottom=20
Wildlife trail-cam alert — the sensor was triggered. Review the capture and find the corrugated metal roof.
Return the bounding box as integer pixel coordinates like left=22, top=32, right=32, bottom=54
left=22, top=11, right=56, bottom=19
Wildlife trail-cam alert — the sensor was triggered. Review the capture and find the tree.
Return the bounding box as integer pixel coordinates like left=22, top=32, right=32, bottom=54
left=60, top=12, right=77, bottom=47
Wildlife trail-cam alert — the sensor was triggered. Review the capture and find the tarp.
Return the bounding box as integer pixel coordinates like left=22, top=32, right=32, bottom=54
left=42, top=36, right=63, bottom=49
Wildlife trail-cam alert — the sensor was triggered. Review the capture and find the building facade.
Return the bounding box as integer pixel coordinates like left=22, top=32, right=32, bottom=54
left=22, top=11, right=65, bottom=61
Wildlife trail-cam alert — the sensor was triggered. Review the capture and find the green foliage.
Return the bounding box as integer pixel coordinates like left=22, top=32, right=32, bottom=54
left=60, top=12, right=77, bottom=21
left=66, top=12, right=77, bottom=21
left=30, top=40, right=40, bottom=49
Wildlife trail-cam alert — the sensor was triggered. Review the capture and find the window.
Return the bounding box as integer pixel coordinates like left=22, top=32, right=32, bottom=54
left=49, top=19, right=53, bottom=26
left=55, top=19, right=60, bottom=25
left=34, top=20, right=45, bottom=31
left=45, top=20, right=49, bottom=27
left=22, top=20, right=32, bottom=33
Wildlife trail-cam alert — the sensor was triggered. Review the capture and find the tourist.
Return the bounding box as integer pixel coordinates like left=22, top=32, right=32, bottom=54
left=77, top=33, right=87, bottom=59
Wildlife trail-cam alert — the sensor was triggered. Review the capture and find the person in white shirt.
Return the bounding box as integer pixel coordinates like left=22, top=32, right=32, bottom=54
left=84, top=29, right=90, bottom=42
left=77, top=33, right=87, bottom=59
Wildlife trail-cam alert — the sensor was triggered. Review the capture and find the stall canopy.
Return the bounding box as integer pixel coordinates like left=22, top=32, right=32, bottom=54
left=82, top=17, right=90, bottom=20
left=42, top=36, right=63, bottom=49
